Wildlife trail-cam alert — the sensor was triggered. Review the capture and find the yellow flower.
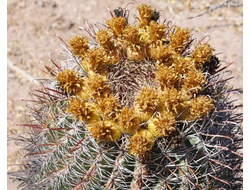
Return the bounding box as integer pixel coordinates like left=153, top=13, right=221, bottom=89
left=173, top=55, right=196, bottom=75
left=84, top=71, right=110, bottom=99
left=81, top=47, right=109, bottom=74
left=123, top=25, right=141, bottom=45
left=76, top=86, right=89, bottom=101
left=122, top=25, right=146, bottom=61
left=169, top=26, right=191, bottom=53
left=158, top=87, right=183, bottom=114
left=126, top=45, right=146, bottom=61
left=181, top=69, right=205, bottom=95
left=68, top=35, right=89, bottom=59
left=137, top=109, right=154, bottom=123
left=66, top=97, right=100, bottom=123
left=96, top=94, right=119, bottom=119
left=147, top=21, right=166, bottom=43
left=116, top=106, right=140, bottom=134
left=106, top=17, right=127, bottom=36
left=105, top=49, right=119, bottom=65
left=128, top=129, right=155, bottom=158
left=154, top=64, right=179, bottom=89
left=148, top=112, right=176, bottom=138
left=87, top=120, right=122, bottom=142
left=180, top=95, right=214, bottom=121
left=192, top=43, right=215, bottom=67
left=137, top=4, right=153, bottom=27
left=95, top=29, right=114, bottom=50
left=56, top=69, right=85, bottom=95
left=135, top=86, right=159, bottom=114
left=138, top=27, right=150, bottom=45
left=149, top=44, right=176, bottom=64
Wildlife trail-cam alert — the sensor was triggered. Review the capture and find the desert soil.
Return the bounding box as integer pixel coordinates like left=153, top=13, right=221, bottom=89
left=7, top=0, right=243, bottom=189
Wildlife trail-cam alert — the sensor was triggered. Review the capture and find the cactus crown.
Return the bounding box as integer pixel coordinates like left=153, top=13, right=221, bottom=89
left=10, top=3, right=242, bottom=190
left=63, top=3, right=215, bottom=158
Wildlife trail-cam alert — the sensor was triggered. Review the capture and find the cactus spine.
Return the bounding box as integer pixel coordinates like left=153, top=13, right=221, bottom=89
left=10, top=3, right=242, bottom=190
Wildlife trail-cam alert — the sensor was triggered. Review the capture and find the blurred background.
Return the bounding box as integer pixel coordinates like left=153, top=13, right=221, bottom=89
left=7, top=0, right=243, bottom=189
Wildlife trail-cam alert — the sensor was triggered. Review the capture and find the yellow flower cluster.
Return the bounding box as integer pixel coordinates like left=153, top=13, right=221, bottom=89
left=56, top=4, right=215, bottom=159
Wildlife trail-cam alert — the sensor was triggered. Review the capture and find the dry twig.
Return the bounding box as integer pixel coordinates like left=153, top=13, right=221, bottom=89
left=188, top=0, right=243, bottom=19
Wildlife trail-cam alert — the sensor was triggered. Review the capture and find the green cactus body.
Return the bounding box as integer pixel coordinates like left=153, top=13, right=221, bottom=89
left=10, top=3, right=242, bottom=190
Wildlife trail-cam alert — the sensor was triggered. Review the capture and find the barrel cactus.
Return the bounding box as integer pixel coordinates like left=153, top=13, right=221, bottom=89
left=11, top=3, right=243, bottom=190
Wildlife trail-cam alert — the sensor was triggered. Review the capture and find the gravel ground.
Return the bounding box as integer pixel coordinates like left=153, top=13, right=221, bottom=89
left=7, top=0, right=243, bottom=189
